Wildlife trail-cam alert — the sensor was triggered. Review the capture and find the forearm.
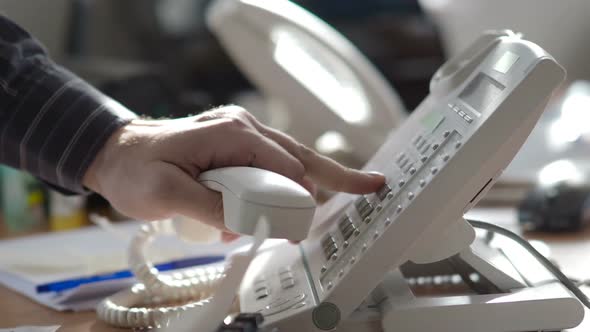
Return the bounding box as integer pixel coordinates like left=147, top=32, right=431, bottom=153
left=0, top=15, right=137, bottom=193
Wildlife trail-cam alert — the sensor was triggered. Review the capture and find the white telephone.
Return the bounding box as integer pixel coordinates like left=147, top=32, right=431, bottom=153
left=207, top=0, right=407, bottom=166
left=97, top=6, right=590, bottom=332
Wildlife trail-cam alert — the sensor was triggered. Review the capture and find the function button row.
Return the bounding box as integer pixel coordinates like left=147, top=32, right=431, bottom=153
left=376, top=184, right=392, bottom=201
left=449, top=104, right=474, bottom=124
left=338, top=215, right=357, bottom=241
left=255, top=286, right=270, bottom=300
left=412, top=135, right=423, bottom=146
left=278, top=266, right=292, bottom=276
left=355, top=196, right=375, bottom=219
left=414, top=135, right=428, bottom=150
left=321, top=235, right=338, bottom=260
left=396, top=152, right=406, bottom=164
left=280, top=276, right=296, bottom=290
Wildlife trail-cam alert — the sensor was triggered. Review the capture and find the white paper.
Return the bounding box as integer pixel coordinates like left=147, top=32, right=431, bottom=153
left=0, top=326, right=60, bottom=332
left=0, top=221, right=249, bottom=311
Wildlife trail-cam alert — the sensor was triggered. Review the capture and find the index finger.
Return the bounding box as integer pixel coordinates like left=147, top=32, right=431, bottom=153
left=253, top=124, right=385, bottom=194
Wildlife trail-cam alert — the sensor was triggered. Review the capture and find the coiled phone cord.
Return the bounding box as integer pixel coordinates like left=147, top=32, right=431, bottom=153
left=96, top=221, right=230, bottom=328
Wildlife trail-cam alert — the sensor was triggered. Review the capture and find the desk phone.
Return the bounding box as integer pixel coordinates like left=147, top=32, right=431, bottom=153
left=231, top=30, right=569, bottom=331
left=97, top=1, right=585, bottom=331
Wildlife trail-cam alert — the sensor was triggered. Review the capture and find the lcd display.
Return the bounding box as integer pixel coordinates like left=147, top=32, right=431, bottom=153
left=459, top=73, right=505, bottom=116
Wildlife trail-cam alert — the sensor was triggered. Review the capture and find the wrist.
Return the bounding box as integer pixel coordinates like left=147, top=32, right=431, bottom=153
left=82, top=120, right=141, bottom=195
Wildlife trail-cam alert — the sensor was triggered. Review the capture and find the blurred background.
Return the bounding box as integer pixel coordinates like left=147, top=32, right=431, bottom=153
left=1, top=0, right=589, bottom=237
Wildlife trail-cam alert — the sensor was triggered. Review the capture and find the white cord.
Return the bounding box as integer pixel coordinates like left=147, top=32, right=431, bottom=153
left=96, top=221, right=228, bottom=329
left=467, top=219, right=590, bottom=309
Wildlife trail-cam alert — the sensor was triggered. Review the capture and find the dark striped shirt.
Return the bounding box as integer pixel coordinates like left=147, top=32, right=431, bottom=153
left=0, top=15, right=137, bottom=193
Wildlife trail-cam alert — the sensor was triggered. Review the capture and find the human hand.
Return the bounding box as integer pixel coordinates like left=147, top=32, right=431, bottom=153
left=83, top=106, right=385, bottom=237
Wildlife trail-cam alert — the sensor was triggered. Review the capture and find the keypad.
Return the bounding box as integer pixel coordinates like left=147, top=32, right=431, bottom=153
left=318, top=129, right=464, bottom=291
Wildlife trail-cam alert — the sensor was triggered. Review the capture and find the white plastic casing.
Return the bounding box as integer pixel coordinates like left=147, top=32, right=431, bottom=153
left=198, top=167, right=316, bottom=241
left=206, top=0, right=406, bottom=163
left=237, top=31, right=567, bottom=331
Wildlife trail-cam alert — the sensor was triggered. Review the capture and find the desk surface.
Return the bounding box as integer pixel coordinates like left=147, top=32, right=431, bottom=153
left=1, top=207, right=589, bottom=331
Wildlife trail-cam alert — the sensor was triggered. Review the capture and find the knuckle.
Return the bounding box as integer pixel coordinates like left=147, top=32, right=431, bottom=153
left=219, top=116, right=249, bottom=131
left=297, top=142, right=316, bottom=160
left=145, top=174, right=175, bottom=203
left=291, top=160, right=306, bottom=180
left=225, top=105, right=249, bottom=117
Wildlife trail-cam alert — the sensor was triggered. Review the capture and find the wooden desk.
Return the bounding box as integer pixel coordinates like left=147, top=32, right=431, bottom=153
left=0, top=207, right=589, bottom=331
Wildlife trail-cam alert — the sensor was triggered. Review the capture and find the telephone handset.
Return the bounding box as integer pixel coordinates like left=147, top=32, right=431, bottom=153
left=97, top=167, right=316, bottom=329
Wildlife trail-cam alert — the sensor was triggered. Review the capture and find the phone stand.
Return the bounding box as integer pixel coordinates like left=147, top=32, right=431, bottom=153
left=348, top=233, right=585, bottom=332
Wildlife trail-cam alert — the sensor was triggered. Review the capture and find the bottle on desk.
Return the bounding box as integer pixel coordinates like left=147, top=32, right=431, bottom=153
left=0, top=166, right=47, bottom=233
left=49, top=191, right=87, bottom=231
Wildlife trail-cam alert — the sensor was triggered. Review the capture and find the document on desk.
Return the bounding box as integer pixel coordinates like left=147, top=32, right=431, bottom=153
left=0, top=221, right=249, bottom=311
left=0, top=326, right=60, bottom=332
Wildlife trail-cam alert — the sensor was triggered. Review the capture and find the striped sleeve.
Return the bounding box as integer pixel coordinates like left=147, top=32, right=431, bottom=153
left=0, top=15, right=137, bottom=193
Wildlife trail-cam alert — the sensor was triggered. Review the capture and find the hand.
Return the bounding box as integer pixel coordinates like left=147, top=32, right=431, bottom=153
left=83, top=106, right=385, bottom=236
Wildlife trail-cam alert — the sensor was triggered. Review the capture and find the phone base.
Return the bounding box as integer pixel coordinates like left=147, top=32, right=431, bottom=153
left=370, top=235, right=585, bottom=332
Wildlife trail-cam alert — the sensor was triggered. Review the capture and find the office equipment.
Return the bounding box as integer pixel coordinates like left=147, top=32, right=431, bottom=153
left=518, top=182, right=590, bottom=232
left=224, top=28, right=581, bottom=332
left=102, top=32, right=586, bottom=332
left=96, top=1, right=590, bottom=331
left=198, top=166, right=316, bottom=241
left=207, top=0, right=407, bottom=165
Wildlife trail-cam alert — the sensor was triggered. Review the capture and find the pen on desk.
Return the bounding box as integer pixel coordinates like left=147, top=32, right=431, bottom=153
left=36, top=255, right=225, bottom=293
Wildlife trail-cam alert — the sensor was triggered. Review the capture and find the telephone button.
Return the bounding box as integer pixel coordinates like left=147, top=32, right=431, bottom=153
left=293, top=302, right=306, bottom=310
left=281, top=278, right=296, bottom=289
left=268, top=297, right=290, bottom=308
left=416, top=139, right=426, bottom=150
left=413, top=135, right=423, bottom=146
left=278, top=266, right=292, bottom=275
left=256, top=290, right=269, bottom=300
left=293, top=293, right=306, bottom=302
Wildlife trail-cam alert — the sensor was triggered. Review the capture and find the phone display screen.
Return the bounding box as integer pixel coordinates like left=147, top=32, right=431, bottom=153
left=459, top=73, right=505, bottom=116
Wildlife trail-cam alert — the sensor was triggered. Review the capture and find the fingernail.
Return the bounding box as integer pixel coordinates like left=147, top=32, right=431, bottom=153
left=366, top=171, right=384, bottom=177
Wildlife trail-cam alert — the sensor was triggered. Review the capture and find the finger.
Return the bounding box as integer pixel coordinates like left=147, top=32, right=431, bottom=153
left=251, top=124, right=385, bottom=194
left=205, top=130, right=308, bottom=189
left=247, top=134, right=307, bottom=184
left=221, top=232, right=241, bottom=243
left=300, top=175, right=317, bottom=197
